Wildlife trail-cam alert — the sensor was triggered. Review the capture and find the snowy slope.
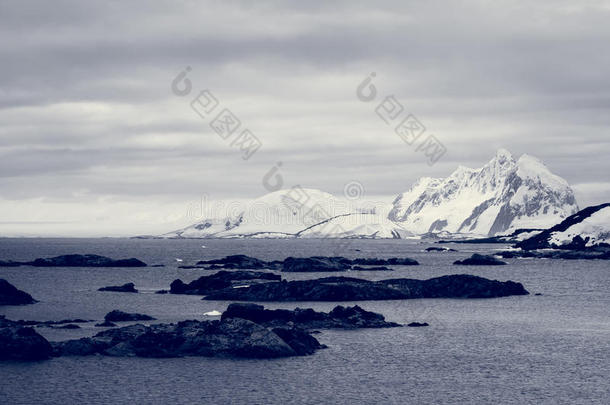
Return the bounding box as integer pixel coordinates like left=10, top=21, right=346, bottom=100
left=516, top=203, right=610, bottom=249
left=297, top=213, right=413, bottom=239
left=162, top=188, right=352, bottom=238
left=549, top=206, right=610, bottom=247
left=388, top=149, right=578, bottom=236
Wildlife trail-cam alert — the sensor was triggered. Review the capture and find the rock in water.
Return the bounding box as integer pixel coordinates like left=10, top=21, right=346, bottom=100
left=380, top=274, right=527, bottom=299
left=104, top=310, right=156, bottom=322
left=221, top=303, right=401, bottom=329
left=0, top=279, right=37, bottom=305
left=169, top=271, right=281, bottom=295
left=196, top=254, right=282, bottom=270
left=178, top=255, right=417, bottom=271
left=53, top=318, right=324, bottom=359
left=98, top=283, right=138, bottom=293
left=204, top=274, right=528, bottom=301
left=425, top=247, right=457, bottom=252
left=282, top=257, right=351, bottom=272
left=29, top=254, right=147, bottom=267
left=204, top=276, right=407, bottom=302
left=0, top=325, right=53, bottom=361
left=453, top=254, right=507, bottom=266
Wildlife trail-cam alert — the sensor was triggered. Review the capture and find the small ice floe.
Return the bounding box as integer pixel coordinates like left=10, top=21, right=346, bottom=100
left=203, top=310, right=222, bottom=316
left=175, top=258, right=183, bottom=262
left=201, top=245, right=207, bottom=248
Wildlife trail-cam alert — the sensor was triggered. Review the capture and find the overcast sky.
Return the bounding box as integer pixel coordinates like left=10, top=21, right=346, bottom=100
left=1, top=0, right=609, bottom=236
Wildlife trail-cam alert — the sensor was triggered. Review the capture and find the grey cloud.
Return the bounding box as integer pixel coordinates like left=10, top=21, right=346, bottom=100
left=0, top=0, right=609, bottom=235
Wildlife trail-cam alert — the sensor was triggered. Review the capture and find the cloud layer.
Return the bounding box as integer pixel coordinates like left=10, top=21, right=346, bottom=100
left=1, top=0, right=609, bottom=235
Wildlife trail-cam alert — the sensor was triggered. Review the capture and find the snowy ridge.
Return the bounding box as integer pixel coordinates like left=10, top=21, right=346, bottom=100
left=388, top=149, right=578, bottom=236
left=516, top=203, right=610, bottom=249
left=161, top=149, right=579, bottom=239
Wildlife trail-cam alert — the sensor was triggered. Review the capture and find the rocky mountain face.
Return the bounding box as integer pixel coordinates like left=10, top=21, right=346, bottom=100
left=388, top=149, right=578, bottom=236
left=162, top=150, right=579, bottom=238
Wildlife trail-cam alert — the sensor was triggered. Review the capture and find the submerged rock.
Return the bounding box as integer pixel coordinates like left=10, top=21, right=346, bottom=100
left=104, top=310, right=156, bottom=322
left=0, top=279, right=37, bottom=305
left=204, top=274, right=528, bottom=301
left=98, top=283, right=138, bottom=293
left=221, top=303, right=401, bottom=329
left=453, top=254, right=507, bottom=266
left=53, top=317, right=324, bottom=359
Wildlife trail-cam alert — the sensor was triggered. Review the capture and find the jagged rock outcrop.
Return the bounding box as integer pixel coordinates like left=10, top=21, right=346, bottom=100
left=0, top=279, right=37, bottom=305
left=52, top=317, right=324, bottom=359
left=0, top=317, right=53, bottom=361
left=222, top=303, right=401, bottom=329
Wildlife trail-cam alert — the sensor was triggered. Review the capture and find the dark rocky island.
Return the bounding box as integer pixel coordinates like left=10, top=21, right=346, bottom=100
left=0, top=254, right=147, bottom=267
left=497, top=249, right=610, bottom=260
left=200, top=273, right=528, bottom=301
left=0, top=317, right=53, bottom=361
left=221, top=303, right=401, bottom=329
left=98, top=283, right=138, bottom=293
left=185, top=254, right=419, bottom=272
left=169, top=271, right=281, bottom=295
left=453, top=254, right=507, bottom=266
left=0, top=279, right=37, bottom=305
left=52, top=317, right=324, bottom=358
left=50, top=304, right=398, bottom=359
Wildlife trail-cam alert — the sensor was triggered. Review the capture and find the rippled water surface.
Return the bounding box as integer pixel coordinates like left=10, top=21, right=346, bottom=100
left=0, top=238, right=608, bottom=404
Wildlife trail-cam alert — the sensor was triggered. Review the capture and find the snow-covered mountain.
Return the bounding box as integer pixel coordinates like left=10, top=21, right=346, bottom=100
left=516, top=203, right=610, bottom=249
left=162, top=188, right=406, bottom=239
left=161, top=149, right=579, bottom=239
left=388, top=149, right=579, bottom=236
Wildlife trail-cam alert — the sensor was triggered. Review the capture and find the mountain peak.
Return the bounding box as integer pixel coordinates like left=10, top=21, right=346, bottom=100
left=495, top=148, right=513, bottom=160
left=389, top=150, right=578, bottom=236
